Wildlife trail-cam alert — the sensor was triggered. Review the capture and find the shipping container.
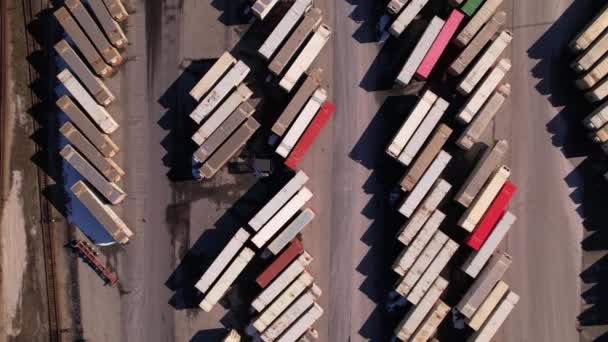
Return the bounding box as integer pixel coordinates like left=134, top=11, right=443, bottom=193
left=269, top=8, right=323, bottom=76
left=457, top=84, right=511, bottom=150
left=411, top=300, right=450, bottom=342
left=467, top=281, right=509, bottom=331
left=71, top=180, right=133, bottom=243
left=193, top=102, right=256, bottom=164
left=398, top=98, right=449, bottom=166
left=569, top=4, right=608, bottom=52
left=571, top=29, right=608, bottom=73
left=462, top=212, right=516, bottom=278
left=461, top=0, right=484, bottom=17
left=449, top=11, right=507, bottom=76
left=102, top=0, right=128, bottom=22
left=408, top=240, right=458, bottom=305
left=258, top=0, right=313, bottom=60
left=195, top=228, right=250, bottom=294
left=190, top=52, right=236, bottom=101
left=457, top=58, right=511, bottom=124
left=396, top=17, right=445, bottom=86
left=390, top=0, right=431, bottom=37
left=276, top=89, right=327, bottom=157
left=469, top=291, right=519, bottom=341
left=200, top=117, right=260, bottom=179
left=249, top=170, right=309, bottom=231
left=56, top=96, right=119, bottom=158
left=272, top=68, right=323, bottom=136
left=267, top=208, right=315, bottom=255
left=465, top=182, right=517, bottom=250
left=65, top=0, right=123, bottom=66
left=55, top=40, right=115, bottom=106
left=252, top=187, right=313, bottom=248
left=388, top=90, right=438, bottom=158
left=387, top=0, right=408, bottom=15
left=399, top=151, right=452, bottom=217
left=251, top=0, right=279, bottom=20
left=455, top=139, right=508, bottom=207
left=57, top=69, right=119, bottom=134
left=88, top=0, right=128, bottom=48
left=256, top=239, right=304, bottom=288
left=576, top=54, right=608, bottom=90
left=276, top=302, right=324, bottom=342
left=582, top=100, right=608, bottom=129
left=397, top=179, right=451, bottom=245
left=199, top=247, right=255, bottom=312
left=280, top=25, right=332, bottom=92
left=586, top=76, right=608, bottom=103
left=285, top=101, right=336, bottom=170
left=54, top=7, right=113, bottom=77
left=190, top=61, right=250, bottom=124
left=458, top=30, right=513, bottom=95
left=400, top=124, right=453, bottom=191
left=261, top=289, right=320, bottom=341
left=395, top=277, right=448, bottom=341
left=60, top=145, right=126, bottom=204
left=223, top=330, right=241, bottom=342
left=192, top=84, right=253, bottom=146
left=459, top=165, right=511, bottom=232
left=415, top=10, right=464, bottom=80
left=60, top=122, right=124, bottom=182
left=457, top=252, right=511, bottom=318
left=454, top=0, right=503, bottom=47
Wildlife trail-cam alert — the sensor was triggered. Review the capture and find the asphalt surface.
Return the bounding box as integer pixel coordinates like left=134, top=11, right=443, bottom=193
left=69, top=0, right=592, bottom=341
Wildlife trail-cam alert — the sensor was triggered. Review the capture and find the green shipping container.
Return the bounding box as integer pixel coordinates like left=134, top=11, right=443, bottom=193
left=462, top=0, right=484, bottom=16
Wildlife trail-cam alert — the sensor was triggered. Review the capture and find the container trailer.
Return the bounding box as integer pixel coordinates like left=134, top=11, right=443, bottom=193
left=258, top=0, right=313, bottom=60
left=468, top=291, right=519, bottom=342
left=387, top=0, right=408, bottom=15
left=467, top=281, right=509, bottom=331
left=102, top=0, right=128, bottom=22
left=388, top=90, right=438, bottom=158
left=276, top=302, right=324, bottom=342
left=461, top=0, right=485, bottom=17
left=87, top=0, right=128, bottom=48
left=571, top=30, right=608, bottom=73
left=586, top=77, right=608, bottom=103
left=582, top=100, right=608, bottom=129
left=395, top=277, right=448, bottom=341
left=390, top=0, right=431, bottom=37
left=256, top=240, right=304, bottom=288
left=454, top=0, right=503, bottom=48
left=575, top=54, right=608, bottom=90
left=411, top=300, right=450, bottom=342
left=407, top=240, right=458, bottom=305
left=190, top=52, right=236, bottom=101
left=267, top=208, right=315, bottom=255
left=261, top=289, right=321, bottom=341
left=569, top=4, right=608, bottom=52
left=251, top=0, right=279, bottom=20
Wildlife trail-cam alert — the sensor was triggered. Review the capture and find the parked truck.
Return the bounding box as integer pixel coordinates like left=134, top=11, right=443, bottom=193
left=280, top=25, right=332, bottom=92
left=401, top=124, right=452, bottom=191
left=415, top=10, right=464, bottom=80
left=190, top=60, right=250, bottom=124
left=57, top=96, right=119, bottom=157
left=454, top=0, right=503, bottom=48
left=462, top=212, right=516, bottom=278
left=269, top=8, right=323, bottom=76
left=257, top=240, right=304, bottom=288
left=199, top=117, right=260, bottom=178
left=465, top=182, right=517, bottom=250
left=261, top=288, right=321, bottom=341
left=258, top=0, right=313, bottom=60
left=61, top=145, right=126, bottom=204
left=459, top=165, right=511, bottom=232
left=457, top=252, right=512, bottom=318
left=195, top=228, right=250, bottom=294
left=285, top=101, right=336, bottom=170
left=55, top=40, right=115, bottom=106
left=395, top=277, right=448, bottom=341
left=65, top=0, right=123, bottom=66
left=458, top=30, right=513, bottom=95
left=88, top=0, right=128, bottom=48
left=190, top=52, right=236, bottom=101
left=253, top=252, right=313, bottom=311
left=192, top=84, right=253, bottom=146
left=252, top=187, right=313, bottom=248
left=387, top=0, right=408, bottom=15
left=411, top=300, right=450, bottom=342
left=467, top=281, right=509, bottom=331
left=582, top=100, right=608, bottom=129
left=272, top=68, right=323, bottom=136
left=586, top=77, right=608, bottom=103
left=457, top=58, right=512, bottom=124
left=60, top=122, right=124, bottom=182
left=469, top=291, right=519, bottom=341
left=396, top=16, right=445, bottom=86
left=394, top=210, right=446, bottom=276
left=267, top=208, right=315, bottom=255
left=572, top=30, right=608, bottom=73
left=388, top=90, right=438, bottom=158
left=276, top=302, right=324, bottom=342
left=276, top=89, right=327, bottom=157
left=58, top=69, right=119, bottom=134
left=569, top=4, right=608, bottom=52
left=199, top=247, right=255, bottom=312
left=457, top=84, right=511, bottom=150
left=398, top=98, right=449, bottom=166
left=54, top=7, right=113, bottom=77
left=251, top=0, right=279, bottom=20
left=455, top=139, right=508, bottom=207
left=576, top=54, right=608, bottom=90
left=408, top=240, right=458, bottom=305
left=102, top=0, right=128, bottom=22
left=449, top=11, right=507, bottom=76
left=71, top=180, right=133, bottom=243
left=390, top=0, right=431, bottom=37
left=399, top=151, right=452, bottom=217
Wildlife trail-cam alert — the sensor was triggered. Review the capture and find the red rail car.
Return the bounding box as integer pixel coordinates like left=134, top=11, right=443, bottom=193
left=465, top=182, right=517, bottom=250
left=256, top=239, right=304, bottom=288
left=285, top=101, right=336, bottom=170
left=415, top=9, right=465, bottom=80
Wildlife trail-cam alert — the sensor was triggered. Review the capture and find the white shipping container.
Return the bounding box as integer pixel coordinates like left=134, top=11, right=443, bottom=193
left=469, top=291, right=520, bottom=342
left=467, top=281, right=510, bottom=331
left=388, top=90, right=438, bottom=158
left=267, top=208, right=315, bottom=255
left=276, top=88, right=327, bottom=157
left=258, top=0, right=313, bottom=59
left=395, top=277, right=448, bottom=341
left=411, top=300, right=451, bottom=342
left=276, top=303, right=324, bottom=342
left=407, top=240, right=459, bottom=305
left=195, top=228, right=250, bottom=294
left=261, top=289, right=320, bottom=341
left=190, top=52, right=236, bottom=101
left=454, top=0, right=503, bottom=47
left=390, top=0, right=431, bottom=37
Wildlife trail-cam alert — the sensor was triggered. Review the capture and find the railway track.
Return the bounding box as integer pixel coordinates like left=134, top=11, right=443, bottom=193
left=21, top=0, right=61, bottom=340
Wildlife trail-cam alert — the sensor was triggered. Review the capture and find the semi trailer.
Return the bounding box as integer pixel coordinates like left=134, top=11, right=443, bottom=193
left=87, top=0, right=128, bottom=48
left=467, top=281, right=509, bottom=331
left=395, top=277, right=448, bottom=341
left=258, top=0, right=313, bottom=60
left=390, top=0, right=431, bottom=37
left=454, top=0, right=503, bottom=48
left=256, top=240, right=304, bottom=288
left=388, top=90, right=438, bottom=158
left=396, top=16, right=444, bottom=86
left=569, top=4, right=608, bottom=52
left=267, top=208, right=315, bottom=255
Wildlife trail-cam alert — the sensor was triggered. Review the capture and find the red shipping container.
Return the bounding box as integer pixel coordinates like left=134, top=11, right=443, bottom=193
left=415, top=9, right=465, bottom=80
left=285, top=101, right=336, bottom=170
left=465, top=182, right=517, bottom=250
left=256, top=239, right=304, bottom=288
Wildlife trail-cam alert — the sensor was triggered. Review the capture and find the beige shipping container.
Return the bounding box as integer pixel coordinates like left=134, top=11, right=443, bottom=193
left=467, top=281, right=510, bottom=331
left=576, top=54, right=608, bottom=90
left=569, top=4, right=608, bottom=52
left=411, top=300, right=450, bottom=342
left=454, top=0, right=503, bottom=47
left=572, top=29, right=608, bottom=73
